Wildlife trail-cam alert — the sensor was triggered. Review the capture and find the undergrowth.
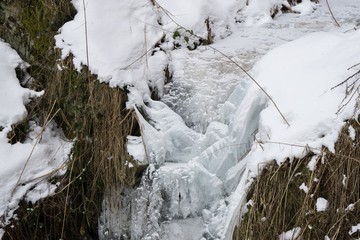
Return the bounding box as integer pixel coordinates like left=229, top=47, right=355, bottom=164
left=234, top=119, right=360, bottom=239
left=0, top=1, right=142, bottom=239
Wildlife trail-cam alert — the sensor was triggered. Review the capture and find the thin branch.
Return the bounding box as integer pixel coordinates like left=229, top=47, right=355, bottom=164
left=260, top=140, right=320, bottom=151
left=259, top=140, right=360, bottom=163
left=208, top=46, right=290, bottom=126
left=82, top=0, right=90, bottom=69
left=331, top=69, right=359, bottom=90
left=348, top=62, right=360, bottom=70
left=61, top=154, right=75, bottom=240
left=336, top=85, right=360, bottom=115
left=119, top=46, right=154, bottom=71
left=332, top=63, right=360, bottom=115
left=152, top=0, right=290, bottom=127
left=82, top=0, right=95, bottom=111
left=18, top=144, right=68, bottom=186
left=11, top=101, right=60, bottom=197
left=326, top=0, right=340, bottom=27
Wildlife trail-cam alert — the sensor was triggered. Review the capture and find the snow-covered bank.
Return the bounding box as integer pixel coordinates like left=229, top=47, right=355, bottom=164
left=0, top=40, right=72, bottom=235
left=222, top=29, right=360, bottom=239
left=54, top=0, right=360, bottom=239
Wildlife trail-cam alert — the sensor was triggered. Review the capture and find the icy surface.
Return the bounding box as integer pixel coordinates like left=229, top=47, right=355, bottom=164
left=0, top=40, right=72, bottom=232
left=55, top=0, right=360, bottom=239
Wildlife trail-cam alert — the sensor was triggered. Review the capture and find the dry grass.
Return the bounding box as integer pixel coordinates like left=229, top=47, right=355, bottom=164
left=0, top=1, right=142, bottom=239
left=234, top=119, right=360, bottom=240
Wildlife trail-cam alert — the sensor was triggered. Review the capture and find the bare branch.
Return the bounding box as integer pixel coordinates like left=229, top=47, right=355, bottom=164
left=326, top=0, right=340, bottom=27
left=152, top=0, right=291, bottom=127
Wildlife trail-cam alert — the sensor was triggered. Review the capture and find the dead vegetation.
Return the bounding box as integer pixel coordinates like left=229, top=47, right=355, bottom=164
left=234, top=119, right=360, bottom=239
left=0, top=0, right=142, bottom=239
left=333, top=63, right=360, bottom=117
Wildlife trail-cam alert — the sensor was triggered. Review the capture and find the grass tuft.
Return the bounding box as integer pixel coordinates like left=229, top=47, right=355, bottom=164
left=0, top=1, right=143, bottom=239
left=234, top=119, right=360, bottom=239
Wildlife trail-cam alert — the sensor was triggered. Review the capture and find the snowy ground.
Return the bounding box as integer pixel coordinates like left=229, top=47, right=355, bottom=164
left=54, top=0, right=360, bottom=239
left=0, top=41, right=72, bottom=236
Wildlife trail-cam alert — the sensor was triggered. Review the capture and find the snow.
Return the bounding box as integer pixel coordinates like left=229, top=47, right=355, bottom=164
left=348, top=125, right=356, bottom=141
left=299, top=183, right=309, bottom=194
left=342, top=174, right=347, bottom=186
left=0, top=42, right=43, bottom=127
left=307, top=155, right=318, bottom=171
left=156, top=0, right=236, bottom=35
left=245, top=30, right=360, bottom=164
left=245, top=0, right=283, bottom=26
left=55, top=0, right=165, bottom=107
left=316, top=197, right=329, bottom=212
left=292, top=0, right=317, bottom=15
left=346, top=203, right=355, bottom=212
left=54, top=0, right=360, bottom=239
left=349, top=223, right=360, bottom=236
left=126, top=136, right=146, bottom=163
left=279, top=227, right=301, bottom=240
left=0, top=40, right=72, bottom=232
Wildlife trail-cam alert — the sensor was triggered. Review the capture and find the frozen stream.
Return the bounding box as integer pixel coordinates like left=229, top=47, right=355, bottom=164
left=162, top=3, right=359, bottom=134
left=115, top=3, right=359, bottom=240
left=55, top=0, right=360, bottom=239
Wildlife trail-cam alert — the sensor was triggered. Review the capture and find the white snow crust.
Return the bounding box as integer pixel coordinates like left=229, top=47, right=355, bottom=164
left=0, top=42, right=43, bottom=127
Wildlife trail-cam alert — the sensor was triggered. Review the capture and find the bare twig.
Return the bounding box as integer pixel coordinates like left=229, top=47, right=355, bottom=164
left=332, top=63, right=360, bottom=115
left=18, top=144, right=68, bottom=186
left=82, top=0, right=90, bottom=69
left=82, top=0, right=95, bottom=110
left=336, top=85, right=360, bottom=115
left=152, top=0, right=290, bottom=127
left=61, top=154, right=75, bottom=240
left=208, top=46, right=290, bottom=126
left=331, top=69, right=359, bottom=90
left=260, top=140, right=320, bottom=150
left=119, top=47, right=154, bottom=71
left=259, top=140, right=360, bottom=163
left=11, top=101, right=60, bottom=197
left=325, top=0, right=340, bottom=27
